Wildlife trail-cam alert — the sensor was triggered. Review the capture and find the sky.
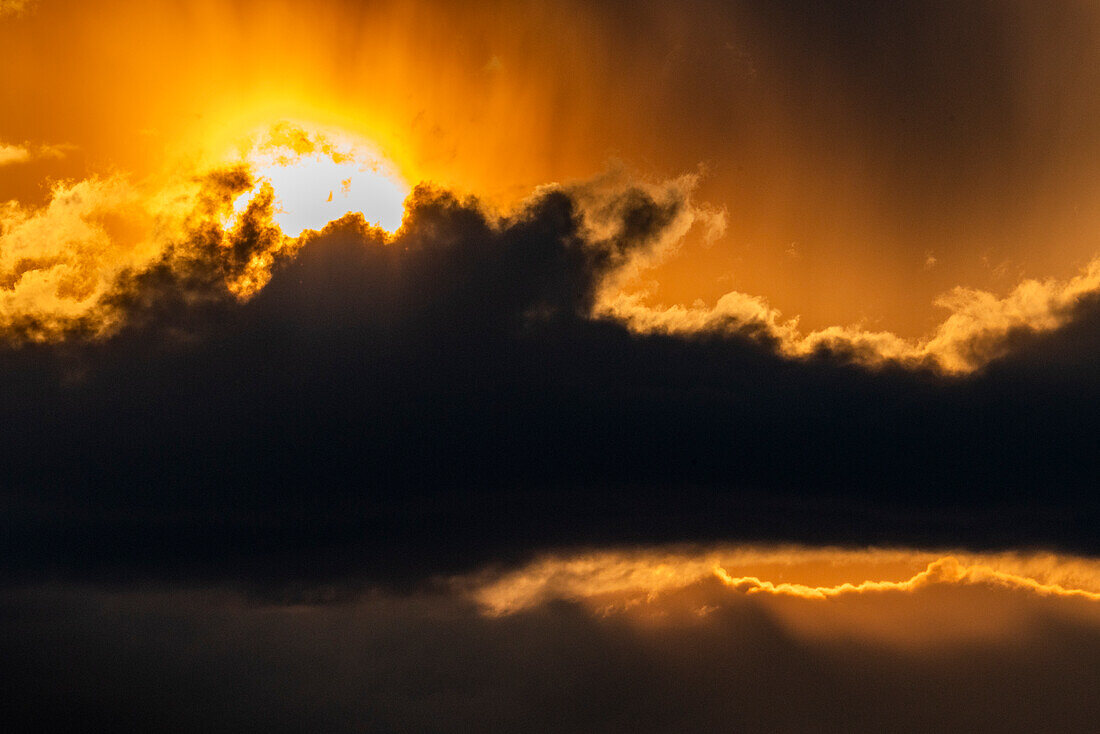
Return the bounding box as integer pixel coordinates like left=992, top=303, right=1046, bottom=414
left=3, top=1, right=1100, bottom=731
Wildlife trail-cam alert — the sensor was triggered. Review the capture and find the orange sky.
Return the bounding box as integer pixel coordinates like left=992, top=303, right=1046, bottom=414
left=5, top=0, right=1100, bottom=336
left=5, top=6, right=1100, bottom=728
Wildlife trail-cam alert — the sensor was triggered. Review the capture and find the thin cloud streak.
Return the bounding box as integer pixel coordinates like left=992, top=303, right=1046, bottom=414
left=715, top=556, right=1100, bottom=601
left=0, top=140, right=71, bottom=166
left=469, top=547, right=1100, bottom=615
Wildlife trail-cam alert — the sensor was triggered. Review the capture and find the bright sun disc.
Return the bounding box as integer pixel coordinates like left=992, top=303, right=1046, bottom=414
left=234, top=125, right=409, bottom=237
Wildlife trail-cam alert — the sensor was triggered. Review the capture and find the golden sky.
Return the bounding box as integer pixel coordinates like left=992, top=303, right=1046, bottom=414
left=4, top=4, right=1100, bottom=728
left=7, top=0, right=1100, bottom=339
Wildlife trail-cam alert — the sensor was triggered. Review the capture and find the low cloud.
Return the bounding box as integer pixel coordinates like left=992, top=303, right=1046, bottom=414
left=715, top=556, right=1100, bottom=602
left=469, top=546, right=1100, bottom=615
left=2, top=558, right=1099, bottom=732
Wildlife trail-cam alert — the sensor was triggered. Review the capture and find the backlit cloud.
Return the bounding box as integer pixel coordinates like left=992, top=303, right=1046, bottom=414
left=5, top=126, right=1100, bottom=379
left=0, top=166, right=291, bottom=341
left=602, top=245, right=1100, bottom=374
left=5, top=3, right=1100, bottom=730
left=469, top=547, right=1100, bottom=616
left=0, top=176, right=148, bottom=340
left=2, top=123, right=1100, bottom=587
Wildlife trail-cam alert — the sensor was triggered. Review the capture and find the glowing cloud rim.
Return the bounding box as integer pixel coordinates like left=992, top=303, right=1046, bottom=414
left=3, top=121, right=1100, bottom=378
left=466, top=546, right=1100, bottom=616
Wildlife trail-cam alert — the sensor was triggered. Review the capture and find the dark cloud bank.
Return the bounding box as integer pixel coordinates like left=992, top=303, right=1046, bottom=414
left=3, top=171, right=1100, bottom=731
left=4, top=579, right=1100, bottom=734
left=3, top=173, right=1100, bottom=586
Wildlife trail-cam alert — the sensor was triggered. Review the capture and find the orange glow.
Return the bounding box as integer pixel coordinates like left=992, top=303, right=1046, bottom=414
left=467, top=546, right=1100, bottom=617
left=0, top=120, right=412, bottom=340
left=7, top=1, right=1100, bottom=366
left=8, top=0, right=1100, bottom=342
left=712, top=557, right=1100, bottom=601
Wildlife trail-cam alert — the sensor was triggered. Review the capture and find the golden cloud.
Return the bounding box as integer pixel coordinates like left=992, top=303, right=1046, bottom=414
left=713, top=556, right=1100, bottom=601
left=0, top=143, right=31, bottom=166
left=599, top=241, right=1100, bottom=374
left=0, top=176, right=152, bottom=340
left=467, top=546, right=1100, bottom=617
left=4, top=128, right=1100, bottom=380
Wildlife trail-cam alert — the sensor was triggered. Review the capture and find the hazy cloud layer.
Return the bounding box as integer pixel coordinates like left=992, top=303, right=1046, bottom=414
left=0, top=0, right=32, bottom=18
left=3, top=557, right=1099, bottom=732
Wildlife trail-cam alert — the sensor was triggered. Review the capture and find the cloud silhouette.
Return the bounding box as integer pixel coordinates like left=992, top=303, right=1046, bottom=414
left=2, top=150, right=1100, bottom=589
left=7, top=132, right=1100, bottom=381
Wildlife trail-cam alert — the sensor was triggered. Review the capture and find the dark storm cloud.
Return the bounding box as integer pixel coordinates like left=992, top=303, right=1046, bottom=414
left=1, top=168, right=1099, bottom=589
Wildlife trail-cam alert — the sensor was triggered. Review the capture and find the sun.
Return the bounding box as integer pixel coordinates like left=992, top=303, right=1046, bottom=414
left=232, top=122, right=410, bottom=236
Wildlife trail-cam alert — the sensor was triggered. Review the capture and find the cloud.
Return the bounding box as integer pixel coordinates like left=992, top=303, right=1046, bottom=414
left=0, top=0, right=32, bottom=18
left=1, top=565, right=1099, bottom=732
left=2, top=123, right=1100, bottom=586
left=0, top=143, right=31, bottom=166
left=0, top=162, right=294, bottom=341
left=719, top=555, right=1100, bottom=601
left=602, top=244, right=1100, bottom=374
left=469, top=547, right=1100, bottom=615
left=0, top=141, right=72, bottom=166
left=0, top=176, right=147, bottom=339
left=0, top=139, right=708, bottom=343
left=2, top=125, right=1098, bottom=380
